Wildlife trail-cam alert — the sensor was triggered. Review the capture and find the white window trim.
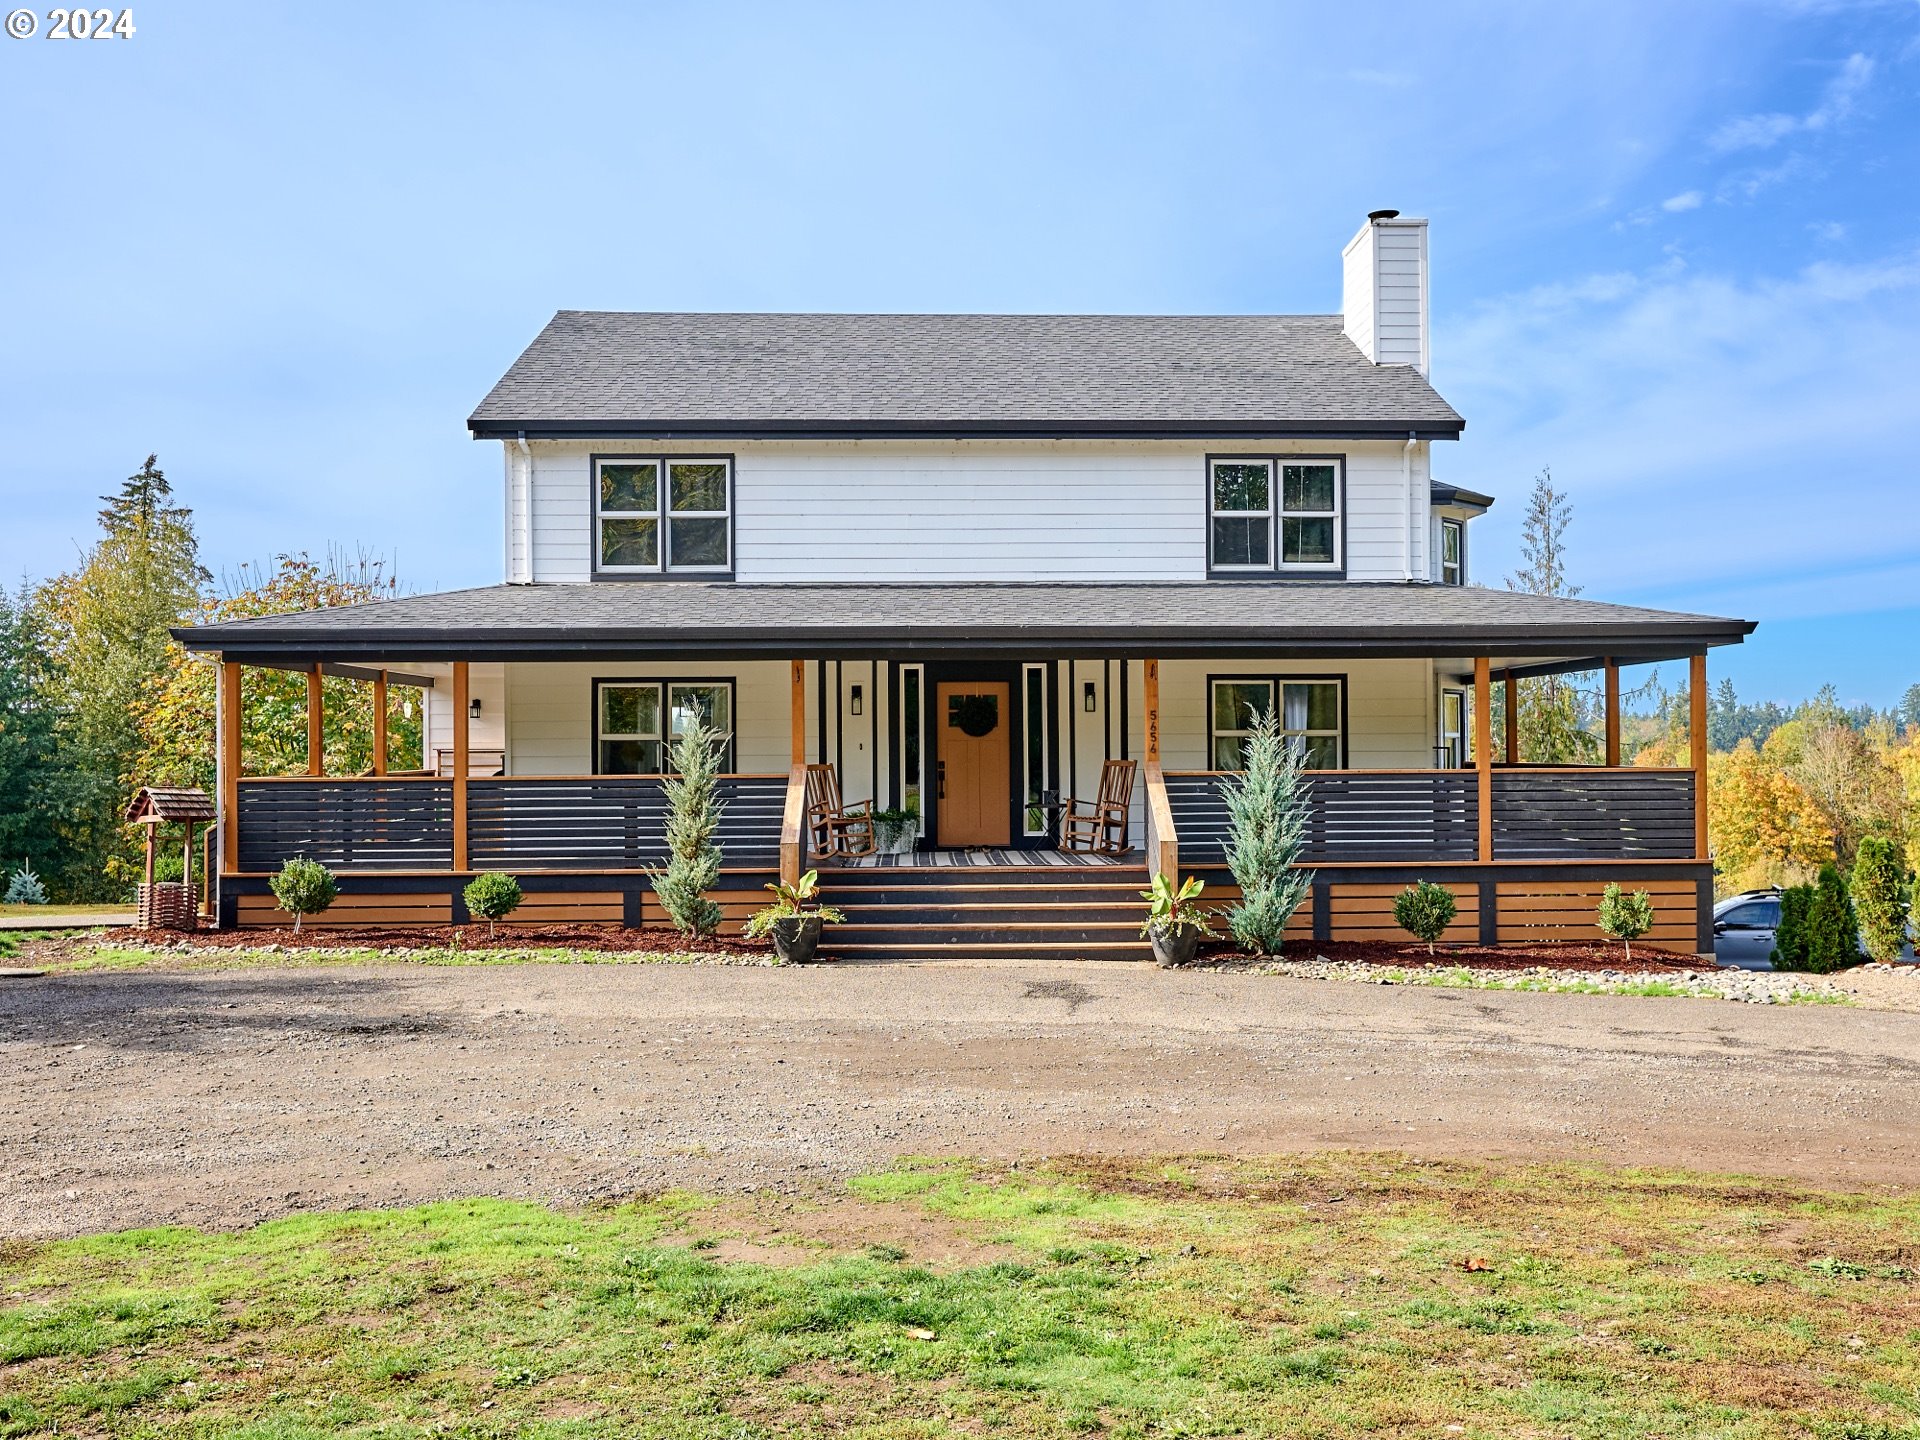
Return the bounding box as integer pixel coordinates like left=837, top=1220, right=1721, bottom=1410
left=1207, top=456, right=1344, bottom=575
left=1277, top=460, right=1343, bottom=573
left=664, top=459, right=734, bottom=574
left=597, top=681, right=664, bottom=772
left=593, top=456, right=734, bottom=576
left=1439, top=517, right=1464, bottom=586
left=1208, top=458, right=1275, bottom=573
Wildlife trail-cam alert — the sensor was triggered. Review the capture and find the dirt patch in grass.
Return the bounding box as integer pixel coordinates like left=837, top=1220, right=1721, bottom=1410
left=681, top=1192, right=1021, bottom=1271
left=92, top=922, right=773, bottom=957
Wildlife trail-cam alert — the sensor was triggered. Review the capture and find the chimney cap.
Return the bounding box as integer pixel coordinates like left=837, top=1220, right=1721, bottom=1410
left=1367, top=208, right=1401, bottom=222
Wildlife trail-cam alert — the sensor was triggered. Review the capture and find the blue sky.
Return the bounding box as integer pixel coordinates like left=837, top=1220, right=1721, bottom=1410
left=2, top=1, right=1916, bottom=706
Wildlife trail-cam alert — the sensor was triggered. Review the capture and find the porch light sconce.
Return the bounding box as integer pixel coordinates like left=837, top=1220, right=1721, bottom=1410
left=849, top=685, right=864, bottom=717
left=1083, top=681, right=1097, bottom=713
left=468, top=698, right=482, bottom=721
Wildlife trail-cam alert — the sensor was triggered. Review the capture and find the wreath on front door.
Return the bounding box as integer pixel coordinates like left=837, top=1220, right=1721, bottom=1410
left=947, top=694, right=999, bottom=737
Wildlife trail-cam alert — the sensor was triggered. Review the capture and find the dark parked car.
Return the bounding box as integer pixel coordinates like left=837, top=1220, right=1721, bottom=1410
left=1713, top=889, right=1782, bottom=969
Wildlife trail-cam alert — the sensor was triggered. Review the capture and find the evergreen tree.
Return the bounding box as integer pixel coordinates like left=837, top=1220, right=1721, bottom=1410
left=1504, top=467, right=1599, bottom=763
left=1219, top=707, right=1313, bottom=955
left=649, top=717, right=726, bottom=938
left=1849, top=837, right=1908, bottom=964
left=1804, top=862, right=1860, bottom=974
left=0, top=586, right=87, bottom=897
left=1771, top=884, right=1813, bottom=969
left=1899, top=683, right=1920, bottom=736
left=36, top=456, right=209, bottom=898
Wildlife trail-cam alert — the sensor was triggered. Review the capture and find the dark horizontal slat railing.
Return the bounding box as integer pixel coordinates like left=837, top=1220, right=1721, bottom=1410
left=467, top=775, right=786, bottom=870
left=238, top=778, right=453, bottom=871
left=1491, top=770, right=1695, bottom=859
left=1164, top=770, right=1478, bottom=865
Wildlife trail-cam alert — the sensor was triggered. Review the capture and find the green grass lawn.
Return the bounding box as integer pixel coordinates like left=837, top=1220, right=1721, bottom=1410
left=3, top=1155, right=1917, bottom=1438
left=0, top=904, right=130, bottom=918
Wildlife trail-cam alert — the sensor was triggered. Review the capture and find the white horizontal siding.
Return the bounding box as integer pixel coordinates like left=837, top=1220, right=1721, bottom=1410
left=1155, top=658, right=1436, bottom=770
left=517, top=438, right=1428, bottom=584
left=504, top=661, right=796, bottom=775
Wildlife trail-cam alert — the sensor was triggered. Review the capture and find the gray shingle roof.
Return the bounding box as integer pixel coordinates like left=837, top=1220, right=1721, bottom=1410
left=176, top=582, right=1750, bottom=665
left=468, top=312, right=1465, bottom=438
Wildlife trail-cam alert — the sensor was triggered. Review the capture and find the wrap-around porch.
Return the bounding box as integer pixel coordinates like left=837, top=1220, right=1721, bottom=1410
left=208, top=649, right=1719, bottom=954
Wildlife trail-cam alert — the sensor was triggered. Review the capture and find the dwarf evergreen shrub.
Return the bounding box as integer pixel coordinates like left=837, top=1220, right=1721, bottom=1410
left=649, top=717, right=726, bottom=939
left=1803, top=862, right=1860, bottom=973
left=4, top=861, right=48, bottom=905
left=269, top=857, right=336, bottom=933
left=1771, top=884, right=1813, bottom=969
left=1219, top=709, right=1313, bottom=956
left=1393, top=881, right=1457, bottom=956
left=1597, top=883, right=1656, bottom=962
left=1849, top=837, right=1908, bottom=964
left=463, top=872, right=523, bottom=938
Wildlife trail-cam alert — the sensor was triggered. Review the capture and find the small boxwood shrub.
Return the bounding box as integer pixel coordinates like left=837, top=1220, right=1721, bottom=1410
left=269, top=857, right=337, bottom=933
left=463, top=872, right=524, bottom=938
left=1393, top=881, right=1457, bottom=956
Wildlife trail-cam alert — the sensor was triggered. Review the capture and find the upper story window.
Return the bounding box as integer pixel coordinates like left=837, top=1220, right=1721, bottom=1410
left=594, top=456, right=733, bottom=577
left=1209, top=676, right=1345, bottom=770
left=1439, top=517, right=1464, bottom=585
left=1207, top=457, right=1343, bottom=577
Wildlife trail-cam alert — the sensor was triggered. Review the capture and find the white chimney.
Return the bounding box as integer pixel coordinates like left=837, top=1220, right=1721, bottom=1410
left=1341, top=210, right=1429, bottom=376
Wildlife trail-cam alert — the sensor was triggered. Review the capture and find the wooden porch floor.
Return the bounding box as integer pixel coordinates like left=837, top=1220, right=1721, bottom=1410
left=827, top=847, right=1135, bottom=869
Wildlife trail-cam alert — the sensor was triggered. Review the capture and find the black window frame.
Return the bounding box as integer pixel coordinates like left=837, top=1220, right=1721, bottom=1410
left=1205, top=672, right=1348, bottom=771
left=1205, top=453, right=1347, bottom=580
left=591, top=676, right=738, bottom=774
left=590, top=453, right=737, bottom=581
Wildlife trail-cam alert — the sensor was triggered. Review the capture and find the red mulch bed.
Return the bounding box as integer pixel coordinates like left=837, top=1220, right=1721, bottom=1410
left=1197, top=938, right=1705, bottom=974
left=100, top=923, right=772, bottom=957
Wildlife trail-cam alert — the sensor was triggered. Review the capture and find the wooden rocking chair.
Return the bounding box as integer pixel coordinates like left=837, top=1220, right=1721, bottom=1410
left=804, top=763, right=876, bottom=859
left=1060, top=759, right=1137, bottom=855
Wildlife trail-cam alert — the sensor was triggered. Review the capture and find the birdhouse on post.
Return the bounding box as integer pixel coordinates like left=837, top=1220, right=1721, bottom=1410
left=125, top=786, right=217, bottom=931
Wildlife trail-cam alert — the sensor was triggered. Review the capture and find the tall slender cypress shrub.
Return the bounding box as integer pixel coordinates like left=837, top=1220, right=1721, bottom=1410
left=1804, top=862, right=1860, bottom=974
left=649, top=717, right=726, bottom=939
left=1850, top=837, right=1907, bottom=964
left=1218, top=708, right=1313, bottom=955
left=1771, top=884, right=1813, bottom=970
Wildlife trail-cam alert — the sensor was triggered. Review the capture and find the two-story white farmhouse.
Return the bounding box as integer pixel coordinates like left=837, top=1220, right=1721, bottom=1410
left=179, top=212, right=1753, bottom=957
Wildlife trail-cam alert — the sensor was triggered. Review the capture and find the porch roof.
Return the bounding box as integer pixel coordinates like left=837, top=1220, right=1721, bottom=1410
left=174, top=581, right=1754, bottom=668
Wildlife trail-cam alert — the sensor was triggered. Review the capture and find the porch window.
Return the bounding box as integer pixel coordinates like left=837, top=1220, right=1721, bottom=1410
left=1439, top=688, right=1466, bottom=767
left=1207, top=457, right=1342, bottom=575
left=594, top=456, right=733, bottom=576
left=899, top=664, right=924, bottom=811
left=595, top=679, right=735, bottom=773
left=1210, top=677, right=1344, bottom=770
left=1440, top=517, right=1464, bottom=585
left=1022, top=663, right=1049, bottom=835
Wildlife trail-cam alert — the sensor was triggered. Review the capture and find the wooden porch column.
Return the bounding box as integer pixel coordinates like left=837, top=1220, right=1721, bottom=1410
left=372, top=670, right=389, bottom=777
left=219, top=660, right=240, bottom=874
left=1474, top=656, right=1493, bottom=863
left=306, top=666, right=324, bottom=776
left=1503, top=672, right=1518, bottom=766
left=1604, top=659, right=1621, bottom=767
left=1143, top=659, right=1159, bottom=763
left=790, top=659, right=806, bottom=767
left=1690, top=652, right=1709, bottom=860
left=451, top=661, right=470, bottom=872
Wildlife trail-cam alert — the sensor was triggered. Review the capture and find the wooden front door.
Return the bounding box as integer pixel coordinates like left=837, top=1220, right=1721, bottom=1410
left=935, top=681, right=1011, bottom=847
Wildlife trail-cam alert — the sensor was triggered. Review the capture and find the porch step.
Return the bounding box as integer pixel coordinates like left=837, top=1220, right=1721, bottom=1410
left=817, top=865, right=1153, bottom=960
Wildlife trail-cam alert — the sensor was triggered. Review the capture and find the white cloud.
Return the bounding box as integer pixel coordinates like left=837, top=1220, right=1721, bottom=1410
left=1808, top=220, right=1848, bottom=241
left=1661, top=190, right=1704, bottom=212
left=1708, top=51, right=1873, bottom=151
left=1444, top=245, right=1920, bottom=619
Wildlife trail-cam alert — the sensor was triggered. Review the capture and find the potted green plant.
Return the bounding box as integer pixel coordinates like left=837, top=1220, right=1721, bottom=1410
left=1139, top=872, right=1218, bottom=968
left=872, top=806, right=921, bottom=855
left=744, top=869, right=847, bottom=964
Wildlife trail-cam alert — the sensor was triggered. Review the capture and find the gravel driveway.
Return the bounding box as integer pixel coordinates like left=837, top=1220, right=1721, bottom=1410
left=4, top=961, right=1917, bottom=1239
